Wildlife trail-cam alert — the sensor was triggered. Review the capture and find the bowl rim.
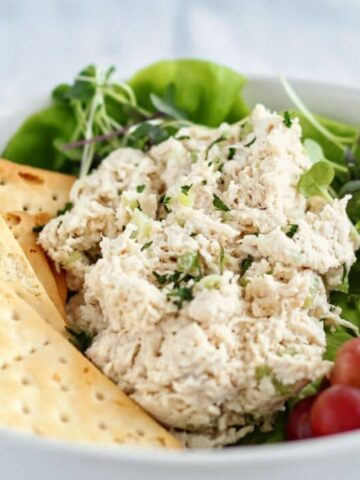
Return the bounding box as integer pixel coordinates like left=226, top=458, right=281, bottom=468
left=0, top=74, right=359, bottom=466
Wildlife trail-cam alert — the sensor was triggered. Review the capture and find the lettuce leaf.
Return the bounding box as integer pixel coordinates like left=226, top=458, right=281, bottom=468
left=3, top=103, right=76, bottom=173
left=128, top=59, right=249, bottom=127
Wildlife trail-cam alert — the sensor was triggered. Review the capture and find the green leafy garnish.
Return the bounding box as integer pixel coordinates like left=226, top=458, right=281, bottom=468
left=244, top=136, right=256, bottom=148
left=283, top=111, right=292, bottom=128
left=129, top=59, right=249, bottom=127
left=213, top=194, right=230, bottom=212
left=65, top=327, right=93, bottom=353
left=240, top=255, right=254, bottom=276
left=32, top=224, right=45, bottom=233
left=57, top=201, right=74, bottom=216
left=298, top=161, right=334, bottom=202
left=286, top=224, right=298, bottom=238
left=180, top=184, right=193, bottom=196
left=159, top=194, right=172, bottom=213
left=136, top=184, right=145, bottom=193
left=205, top=134, right=228, bottom=160
left=150, top=84, right=187, bottom=120
left=227, top=147, right=236, bottom=160
left=153, top=271, right=169, bottom=285
left=168, top=286, right=194, bottom=309
left=141, top=240, right=153, bottom=251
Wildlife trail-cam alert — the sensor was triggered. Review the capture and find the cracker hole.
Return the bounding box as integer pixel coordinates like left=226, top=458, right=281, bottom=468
left=59, top=357, right=67, bottom=364
left=21, top=377, right=30, bottom=386
left=136, top=429, right=145, bottom=437
left=11, top=312, right=20, bottom=322
left=60, top=413, right=69, bottom=423
left=52, top=194, right=58, bottom=201
left=14, top=355, right=22, bottom=362
left=95, top=391, right=105, bottom=401
left=29, top=347, right=37, bottom=354
left=60, top=385, right=69, bottom=392
left=83, top=367, right=90, bottom=374
left=98, top=422, right=107, bottom=431
left=114, top=437, right=124, bottom=444
left=43, top=340, right=50, bottom=347
left=1, top=364, right=8, bottom=370
left=22, top=405, right=30, bottom=415
left=14, top=234, right=19, bottom=240
left=22, top=205, right=29, bottom=212
left=18, top=172, right=44, bottom=185
left=0, top=180, right=5, bottom=186
left=5, top=213, right=21, bottom=226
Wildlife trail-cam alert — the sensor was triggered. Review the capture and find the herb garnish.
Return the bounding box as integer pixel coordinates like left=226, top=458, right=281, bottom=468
left=141, top=241, right=153, bottom=251
left=57, top=202, right=73, bottom=216
left=213, top=194, right=230, bottom=212
left=240, top=255, right=254, bottom=276
left=180, top=184, right=193, bottom=196
left=227, top=147, right=236, bottom=160
left=205, top=134, right=228, bottom=160
left=168, top=286, right=194, bottom=309
left=136, top=184, right=145, bottom=193
left=283, top=111, right=292, bottom=128
left=159, top=194, right=172, bottom=213
left=244, top=137, right=256, bottom=148
left=286, top=224, right=298, bottom=238
left=66, top=327, right=93, bottom=353
left=32, top=224, right=45, bottom=233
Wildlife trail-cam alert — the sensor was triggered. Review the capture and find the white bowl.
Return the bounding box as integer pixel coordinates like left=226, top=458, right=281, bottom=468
left=0, top=76, right=359, bottom=480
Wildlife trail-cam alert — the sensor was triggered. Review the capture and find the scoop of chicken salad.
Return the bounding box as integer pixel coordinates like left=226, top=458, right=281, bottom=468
left=37, top=104, right=358, bottom=447
left=5, top=61, right=360, bottom=448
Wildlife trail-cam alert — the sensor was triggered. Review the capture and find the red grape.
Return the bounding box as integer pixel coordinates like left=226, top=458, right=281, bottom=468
left=310, top=385, right=360, bottom=437
left=287, top=395, right=316, bottom=440
left=330, top=338, right=360, bottom=389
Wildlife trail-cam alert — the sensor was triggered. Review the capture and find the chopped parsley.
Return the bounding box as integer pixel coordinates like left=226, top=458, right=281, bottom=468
left=205, top=134, right=228, bottom=159
left=153, top=271, right=169, bottom=285
left=136, top=184, right=145, bottom=193
left=141, top=240, right=153, bottom=251
left=32, top=224, right=45, bottom=233
left=66, top=327, right=93, bottom=353
left=159, top=194, right=172, bottom=213
left=286, top=224, right=298, bottom=238
left=135, top=200, right=142, bottom=211
left=244, top=137, right=256, bottom=148
left=180, top=184, right=193, bottom=196
left=168, top=286, right=194, bottom=309
left=57, top=201, right=73, bottom=216
left=213, top=194, right=230, bottom=212
left=240, top=255, right=254, bottom=276
left=227, top=147, right=236, bottom=160
left=175, top=134, right=191, bottom=141
left=283, top=111, right=292, bottom=128
left=219, top=246, right=225, bottom=274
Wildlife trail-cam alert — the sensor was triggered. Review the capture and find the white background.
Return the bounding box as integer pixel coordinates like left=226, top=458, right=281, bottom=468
left=0, top=0, right=359, bottom=110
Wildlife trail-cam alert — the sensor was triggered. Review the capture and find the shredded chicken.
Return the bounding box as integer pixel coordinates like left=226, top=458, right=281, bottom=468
left=39, top=105, right=359, bottom=447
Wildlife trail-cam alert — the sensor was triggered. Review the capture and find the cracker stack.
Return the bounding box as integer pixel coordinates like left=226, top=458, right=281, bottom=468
left=0, top=160, right=181, bottom=449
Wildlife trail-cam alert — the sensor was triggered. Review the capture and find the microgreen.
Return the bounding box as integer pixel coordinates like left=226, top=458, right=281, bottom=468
left=227, top=147, right=236, bottom=160
left=244, top=137, right=256, bottom=147
left=66, top=327, right=93, bottom=353
left=298, top=161, right=335, bottom=202
left=150, top=84, right=187, bottom=121
left=205, top=134, right=228, bottom=160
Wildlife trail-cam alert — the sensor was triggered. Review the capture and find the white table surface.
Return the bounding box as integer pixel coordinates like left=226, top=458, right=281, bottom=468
left=0, top=0, right=359, bottom=110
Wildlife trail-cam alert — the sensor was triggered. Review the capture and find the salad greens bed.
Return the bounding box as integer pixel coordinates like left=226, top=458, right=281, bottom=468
left=3, top=59, right=360, bottom=444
